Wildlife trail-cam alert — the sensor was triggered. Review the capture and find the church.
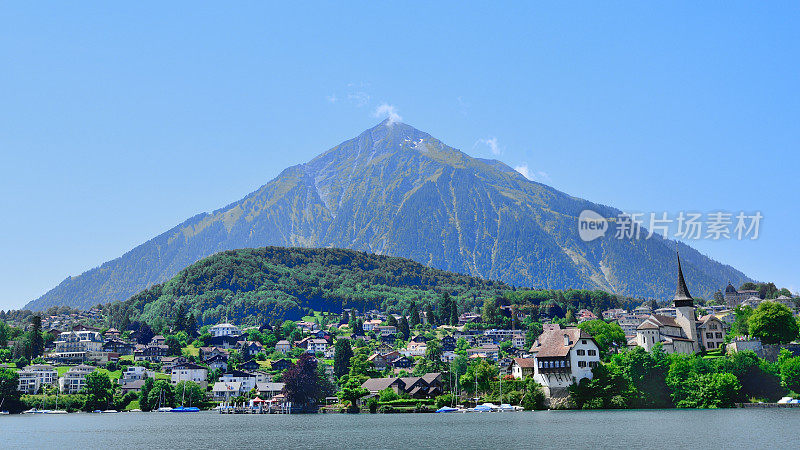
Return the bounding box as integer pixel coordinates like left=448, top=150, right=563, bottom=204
left=631, top=253, right=710, bottom=355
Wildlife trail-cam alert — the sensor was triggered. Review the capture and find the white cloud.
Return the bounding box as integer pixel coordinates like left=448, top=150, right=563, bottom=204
left=476, top=137, right=501, bottom=155
left=373, top=103, right=402, bottom=125
left=514, top=163, right=550, bottom=182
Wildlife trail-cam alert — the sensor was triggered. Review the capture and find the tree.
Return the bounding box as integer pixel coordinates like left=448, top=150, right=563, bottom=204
left=27, top=315, right=44, bottom=359
left=139, top=378, right=155, bottom=411
left=437, top=293, right=452, bottom=326
left=386, top=315, right=398, bottom=327
left=521, top=378, right=546, bottom=410
left=424, top=303, right=435, bottom=327
left=731, top=305, right=753, bottom=337
left=165, top=335, right=182, bottom=356
left=748, top=302, right=799, bottom=344
left=175, top=381, right=205, bottom=407
left=408, top=302, right=420, bottom=328
left=147, top=380, right=175, bottom=409
left=282, top=354, right=322, bottom=409
left=449, top=301, right=459, bottom=326
left=0, top=368, right=23, bottom=413
left=397, top=316, right=410, bottom=340
left=333, top=338, right=354, bottom=379
left=564, top=309, right=575, bottom=324
left=779, top=355, right=800, bottom=393
left=337, top=376, right=368, bottom=412
left=674, top=373, right=741, bottom=408
left=83, top=371, right=113, bottom=411
left=577, top=320, right=626, bottom=358
left=136, top=323, right=154, bottom=345
left=481, top=298, right=501, bottom=326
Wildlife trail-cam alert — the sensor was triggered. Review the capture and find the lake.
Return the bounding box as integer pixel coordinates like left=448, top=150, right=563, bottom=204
left=2, top=409, right=798, bottom=449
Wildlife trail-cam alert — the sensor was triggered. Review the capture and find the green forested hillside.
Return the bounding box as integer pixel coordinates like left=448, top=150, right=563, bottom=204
left=103, top=247, right=511, bottom=329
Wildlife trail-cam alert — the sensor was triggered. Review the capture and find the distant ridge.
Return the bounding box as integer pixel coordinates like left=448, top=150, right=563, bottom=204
left=25, top=120, right=751, bottom=310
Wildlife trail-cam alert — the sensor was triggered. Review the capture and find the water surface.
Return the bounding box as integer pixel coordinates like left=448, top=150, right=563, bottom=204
left=2, top=409, right=797, bottom=449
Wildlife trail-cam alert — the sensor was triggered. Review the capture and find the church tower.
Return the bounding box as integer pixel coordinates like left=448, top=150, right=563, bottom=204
left=673, top=252, right=699, bottom=353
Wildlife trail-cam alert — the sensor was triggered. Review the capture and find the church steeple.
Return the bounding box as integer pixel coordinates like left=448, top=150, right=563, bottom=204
left=674, top=251, right=694, bottom=308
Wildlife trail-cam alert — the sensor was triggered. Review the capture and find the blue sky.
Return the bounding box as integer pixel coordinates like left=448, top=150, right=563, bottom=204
left=1, top=2, right=798, bottom=310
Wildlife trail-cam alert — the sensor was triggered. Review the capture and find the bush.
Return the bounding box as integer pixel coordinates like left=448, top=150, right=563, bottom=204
left=435, top=394, right=453, bottom=409
left=366, top=396, right=379, bottom=413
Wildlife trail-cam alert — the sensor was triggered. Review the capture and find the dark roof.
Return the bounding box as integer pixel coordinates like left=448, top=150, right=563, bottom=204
left=421, top=373, right=441, bottom=384
left=174, top=362, right=205, bottom=370
left=725, top=282, right=737, bottom=293
left=673, top=252, right=694, bottom=307
left=361, top=377, right=404, bottom=392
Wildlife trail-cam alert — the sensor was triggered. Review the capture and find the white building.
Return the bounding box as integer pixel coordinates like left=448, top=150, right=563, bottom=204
left=171, top=362, right=208, bottom=389
left=210, top=323, right=242, bottom=338
left=121, top=365, right=155, bottom=382
left=17, top=364, right=58, bottom=394
left=59, top=365, right=95, bottom=394
left=275, top=340, right=291, bottom=354
left=220, top=370, right=257, bottom=393
left=523, top=324, right=601, bottom=398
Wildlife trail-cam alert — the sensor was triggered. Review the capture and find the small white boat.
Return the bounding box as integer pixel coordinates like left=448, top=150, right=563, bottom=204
left=23, top=408, right=43, bottom=414
left=102, top=409, right=119, bottom=413
left=156, top=407, right=173, bottom=412
left=497, top=404, right=517, bottom=412
left=0, top=411, right=9, bottom=415
left=48, top=410, right=68, bottom=414
left=128, top=409, right=142, bottom=412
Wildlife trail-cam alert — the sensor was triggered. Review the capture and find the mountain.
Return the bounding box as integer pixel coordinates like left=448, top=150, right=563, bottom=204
left=25, top=120, right=750, bottom=310
left=107, top=246, right=512, bottom=327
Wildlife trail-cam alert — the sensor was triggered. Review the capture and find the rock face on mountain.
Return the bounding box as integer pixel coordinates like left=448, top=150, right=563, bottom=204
left=26, top=120, right=750, bottom=310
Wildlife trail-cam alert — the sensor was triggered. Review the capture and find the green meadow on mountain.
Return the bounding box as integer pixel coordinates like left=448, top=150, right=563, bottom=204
left=26, top=121, right=750, bottom=311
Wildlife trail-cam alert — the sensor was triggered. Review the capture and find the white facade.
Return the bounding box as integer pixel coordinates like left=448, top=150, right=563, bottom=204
left=528, top=327, right=601, bottom=394
left=17, top=365, right=58, bottom=394
left=210, top=323, right=242, bottom=338
left=171, top=364, right=208, bottom=389
left=59, top=365, right=95, bottom=394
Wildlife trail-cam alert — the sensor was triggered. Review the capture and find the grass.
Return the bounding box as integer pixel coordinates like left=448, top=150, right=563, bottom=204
left=120, top=355, right=133, bottom=362
left=183, top=345, right=200, bottom=357
left=125, top=400, right=140, bottom=411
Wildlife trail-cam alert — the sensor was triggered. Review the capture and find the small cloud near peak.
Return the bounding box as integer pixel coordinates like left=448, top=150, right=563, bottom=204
left=475, top=137, right=501, bottom=155
left=515, top=163, right=550, bottom=182
left=373, top=103, right=402, bottom=125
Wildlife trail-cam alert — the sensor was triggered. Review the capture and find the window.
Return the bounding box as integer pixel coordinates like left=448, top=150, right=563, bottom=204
left=589, top=361, right=599, bottom=368
left=578, top=361, right=587, bottom=368
left=576, top=349, right=585, bottom=356
left=587, top=349, right=596, bottom=356
left=715, top=332, right=723, bottom=339
left=581, top=340, right=587, bottom=344
left=706, top=333, right=713, bottom=339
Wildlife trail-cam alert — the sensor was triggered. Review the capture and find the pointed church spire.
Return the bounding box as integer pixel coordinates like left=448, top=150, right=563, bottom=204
left=674, top=251, right=694, bottom=307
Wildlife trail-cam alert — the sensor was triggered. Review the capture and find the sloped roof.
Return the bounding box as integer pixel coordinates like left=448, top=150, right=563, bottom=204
left=361, top=377, right=403, bottom=392
left=673, top=252, right=694, bottom=307
left=529, top=326, right=593, bottom=357
left=513, top=358, right=536, bottom=368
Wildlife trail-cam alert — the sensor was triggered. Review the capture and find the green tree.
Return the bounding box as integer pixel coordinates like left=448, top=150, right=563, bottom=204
left=165, top=335, right=182, bottom=356
left=748, top=302, right=799, bottom=344
left=424, top=303, right=435, bottom=327
left=408, top=302, right=420, bottom=328
left=521, top=378, right=546, bottom=410
left=337, top=376, right=368, bottom=412
left=139, top=377, right=155, bottom=411
left=174, top=381, right=205, bottom=407
left=397, top=316, right=410, bottom=340
left=779, top=355, right=800, bottom=393
left=565, top=309, right=575, bottom=324
left=333, top=338, right=354, bottom=379
left=27, top=316, right=44, bottom=359
left=481, top=298, right=501, bottom=326
left=674, top=373, right=741, bottom=408
left=83, top=371, right=113, bottom=411
left=0, top=368, right=23, bottom=413
left=283, top=354, right=322, bottom=409
left=437, top=293, right=452, bottom=326
left=386, top=315, right=398, bottom=327
left=578, top=320, right=627, bottom=358
left=449, top=301, right=459, bottom=326
left=147, top=380, right=175, bottom=409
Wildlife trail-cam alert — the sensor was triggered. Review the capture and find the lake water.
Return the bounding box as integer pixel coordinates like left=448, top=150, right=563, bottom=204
left=2, top=409, right=798, bottom=449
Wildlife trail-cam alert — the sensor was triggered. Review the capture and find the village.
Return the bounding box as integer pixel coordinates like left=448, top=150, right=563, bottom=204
left=2, top=257, right=800, bottom=414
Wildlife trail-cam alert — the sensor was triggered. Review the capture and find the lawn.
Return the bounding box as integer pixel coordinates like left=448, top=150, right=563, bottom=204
left=125, top=400, right=140, bottom=411
left=183, top=345, right=200, bottom=357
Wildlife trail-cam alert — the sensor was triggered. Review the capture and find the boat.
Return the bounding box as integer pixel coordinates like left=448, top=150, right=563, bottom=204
left=102, top=409, right=119, bottom=413
left=23, top=408, right=44, bottom=414
left=435, top=406, right=459, bottom=413
left=48, top=410, right=68, bottom=414
left=128, top=409, right=142, bottom=412
left=157, top=407, right=173, bottom=412
left=170, top=406, right=200, bottom=412
left=497, top=404, right=517, bottom=412
left=0, top=411, right=9, bottom=415
left=92, top=410, right=103, bottom=413
left=471, top=404, right=494, bottom=413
